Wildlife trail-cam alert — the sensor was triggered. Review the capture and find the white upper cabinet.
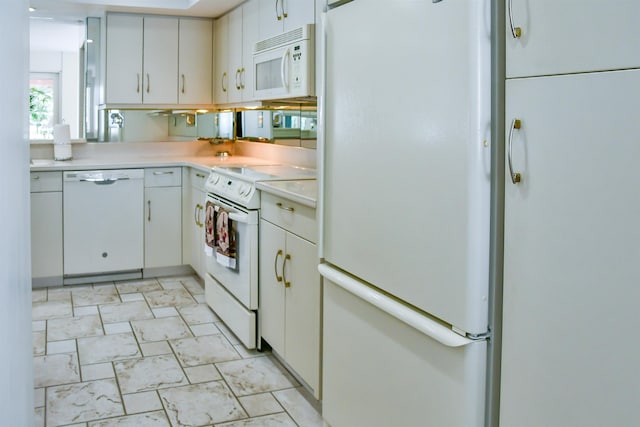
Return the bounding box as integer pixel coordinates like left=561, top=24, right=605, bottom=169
left=216, top=0, right=259, bottom=105
left=258, top=0, right=315, bottom=41
left=178, top=18, right=213, bottom=104
left=506, top=0, right=640, bottom=78
left=214, top=15, right=229, bottom=104
left=106, top=14, right=213, bottom=105
left=143, top=16, right=179, bottom=104
left=106, top=15, right=144, bottom=104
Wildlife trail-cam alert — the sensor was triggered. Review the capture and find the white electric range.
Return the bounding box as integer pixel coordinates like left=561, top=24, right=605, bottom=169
left=203, top=164, right=316, bottom=349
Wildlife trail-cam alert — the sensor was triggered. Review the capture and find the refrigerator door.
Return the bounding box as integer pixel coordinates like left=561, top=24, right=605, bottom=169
left=321, top=264, right=487, bottom=427
left=501, top=70, right=640, bottom=426
left=322, top=0, right=491, bottom=334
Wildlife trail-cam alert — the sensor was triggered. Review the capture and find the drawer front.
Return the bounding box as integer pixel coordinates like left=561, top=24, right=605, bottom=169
left=145, top=167, right=182, bottom=187
left=190, top=168, right=208, bottom=190
left=261, top=192, right=316, bottom=243
left=30, top=171, right=62, bottom=192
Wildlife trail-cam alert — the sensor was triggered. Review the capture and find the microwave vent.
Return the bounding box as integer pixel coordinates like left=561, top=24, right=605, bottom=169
left=255, top=24, right=313, bottom=53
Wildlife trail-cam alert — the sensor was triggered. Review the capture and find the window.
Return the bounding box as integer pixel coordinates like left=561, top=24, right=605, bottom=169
left=29, top=73, right=59, bottom=139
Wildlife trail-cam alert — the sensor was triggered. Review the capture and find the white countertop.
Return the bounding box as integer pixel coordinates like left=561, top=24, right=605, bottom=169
left=257, top=179, right=317, bottom=208
left=30, top=154, right=317, bottom=206
left=29, top=155, right=276, bottom=174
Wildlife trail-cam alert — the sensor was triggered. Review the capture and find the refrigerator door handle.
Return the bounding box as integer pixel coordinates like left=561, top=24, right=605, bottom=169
left=318, top=263, right=474, bottom=348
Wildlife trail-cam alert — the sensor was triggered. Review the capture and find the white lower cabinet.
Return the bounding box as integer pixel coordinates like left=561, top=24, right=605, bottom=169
left=30, top=172, right=63, bottom=287
left=144, top=167, right=182, bottom=269
left=182, top=168, right=208, bottom=278
left=259, top=193, right=320, bottom=397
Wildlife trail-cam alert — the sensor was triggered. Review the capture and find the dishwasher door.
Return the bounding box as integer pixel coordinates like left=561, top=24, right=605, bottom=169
left=63, top=169, right=144, bottom=276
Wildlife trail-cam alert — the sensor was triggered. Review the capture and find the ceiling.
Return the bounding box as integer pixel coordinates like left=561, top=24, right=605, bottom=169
left=29, top=0, right=245, bottom=52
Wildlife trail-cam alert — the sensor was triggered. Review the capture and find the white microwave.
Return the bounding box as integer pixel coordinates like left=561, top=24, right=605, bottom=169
left=253, top=24, right=315, bottom=101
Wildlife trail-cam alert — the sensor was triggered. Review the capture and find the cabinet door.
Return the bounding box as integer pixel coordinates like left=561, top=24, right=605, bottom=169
left=143, top=16, right=179, bottom=104
left=31, top=192, right=63, bottom=281
left=282, top=0, right=315, bottom=32
left=241, top=0, right=259, bottom=102
left=506, top=1, right=640, bottom=78
left=190, top=187, right=206, bottom=278
left=227, top=7, right=244, bottom=104
left=179, top=18, right=213, bottom=104
left=214, top=15, right=229, bottom=104
left=145, top=186, right=182, bottom=268
left=259, top=219, right=286, bottom=354
left=501, top=70, right=640, bottom=427
left=284, top=232, right=320, bottom=394
left=106, top=14, right=143, bottom=104
left=258, top=0, right=284, bottom=41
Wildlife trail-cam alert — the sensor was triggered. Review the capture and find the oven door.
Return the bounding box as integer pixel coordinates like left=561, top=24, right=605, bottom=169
left=204, top=193, right=259, bottom=310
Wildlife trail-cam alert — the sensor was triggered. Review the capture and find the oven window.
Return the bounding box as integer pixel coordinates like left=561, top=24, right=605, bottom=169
left=256, top=57, right=283, bottom=91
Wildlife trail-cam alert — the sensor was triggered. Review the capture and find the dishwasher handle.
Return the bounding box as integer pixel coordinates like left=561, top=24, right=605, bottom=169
left=79, top=177, right=128, bottom=185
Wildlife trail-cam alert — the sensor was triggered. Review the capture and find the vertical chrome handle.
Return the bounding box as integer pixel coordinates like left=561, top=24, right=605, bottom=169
left=146, top=73, right=150, bottom=93
left=283, top=253, right=291, bottom=288
left=508, top=0, right=522, bottom=38
left=508, top=118, right=522, bottom=184
left=274, top=249, right=283, bottom=282
left=136, top=73, right=140, bottom=93
left=147, top=200, right=151, bottom=222
left=181, top=74, right=185, bottom=94
left=276, top=0, right=282, bottom=20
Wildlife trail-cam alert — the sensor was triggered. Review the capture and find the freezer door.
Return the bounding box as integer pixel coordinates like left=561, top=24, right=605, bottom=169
left=502, top=70, right=640, bottom=426
left=322, top=265, right=487, bottom=427
left=321, top=0, right=491, bottom=334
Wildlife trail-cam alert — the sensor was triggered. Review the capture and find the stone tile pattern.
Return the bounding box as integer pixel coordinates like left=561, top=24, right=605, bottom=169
left=32, top=276, right=323, bottom=427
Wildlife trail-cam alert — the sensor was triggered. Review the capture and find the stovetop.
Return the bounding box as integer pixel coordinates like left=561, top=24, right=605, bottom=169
left=205, top=164, right=316, bottom=208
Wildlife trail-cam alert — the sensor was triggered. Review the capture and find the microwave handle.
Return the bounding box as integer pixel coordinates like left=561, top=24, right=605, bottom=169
left=280, top=47, right=290, bottom=90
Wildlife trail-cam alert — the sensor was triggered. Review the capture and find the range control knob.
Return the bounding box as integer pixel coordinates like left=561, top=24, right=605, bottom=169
left=209, top=173, right=220, bottom=184
left=238, top=184, right=249, bottom=196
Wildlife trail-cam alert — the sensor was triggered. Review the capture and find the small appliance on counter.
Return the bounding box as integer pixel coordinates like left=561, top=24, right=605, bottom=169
left=53, top=123, right=72, bottom=160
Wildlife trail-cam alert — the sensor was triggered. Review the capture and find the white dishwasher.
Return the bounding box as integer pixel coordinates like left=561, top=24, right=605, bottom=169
left=63, top=169, right=144, bottom=282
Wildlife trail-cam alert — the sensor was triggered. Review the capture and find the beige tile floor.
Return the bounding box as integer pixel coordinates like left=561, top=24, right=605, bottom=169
left=32, top=276, right=324, bottom=427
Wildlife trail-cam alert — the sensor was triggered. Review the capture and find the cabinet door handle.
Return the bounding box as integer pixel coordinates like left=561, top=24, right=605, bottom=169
left=240, top=68, right=245, bottom=90
left=194, top=203, right=200, bottom=226
left=274, top=249, right=283, bottom=282
left=136, top=73, right=140, bottom=93
left=508, top=118, right=522, bottom=184
left=235, top=69, right=242, bottom=90
left=146, top=73, right=150, bottom=93
left=282, top=0, right=287, bottom=19
left=181, top=74, right=186, bottom=94
left=276, top=0, right=282, bottom=21
left=276, top=202, right=294, bottom=212
left=283, top=253, right=291, bottom=288
left=147, top=200, right=151, bottom=222
left=508, top=0, right=522, bottom=38
left=222, top=72, right=228, bottom=92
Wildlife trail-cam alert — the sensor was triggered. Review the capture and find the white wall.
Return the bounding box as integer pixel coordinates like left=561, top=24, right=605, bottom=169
left=0, top=1, right=34, bottom=426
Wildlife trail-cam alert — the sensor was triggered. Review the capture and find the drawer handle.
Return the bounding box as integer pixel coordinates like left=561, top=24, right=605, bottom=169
left=274, top=249, right=283, bottom=282
left=195, top=173, right=206, bottom=178
left=32, top=175, right=40, bottom=180
left=276, top=202, right=294, bottom=212
left=283, top=253, right=291, bottom=288
left=153, top=171, right=174, bottom=175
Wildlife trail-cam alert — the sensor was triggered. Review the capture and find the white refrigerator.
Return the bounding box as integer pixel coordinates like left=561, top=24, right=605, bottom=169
left=319, top=1, right=493, bottom=426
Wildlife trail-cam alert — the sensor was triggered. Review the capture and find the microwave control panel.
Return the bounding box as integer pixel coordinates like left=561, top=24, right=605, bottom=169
left=291, top=43, right=304, bottom=89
